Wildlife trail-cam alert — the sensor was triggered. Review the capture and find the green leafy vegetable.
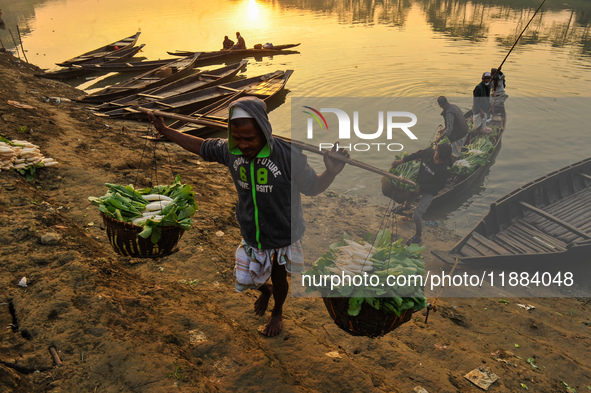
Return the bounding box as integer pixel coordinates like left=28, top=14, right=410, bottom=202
left=89, top=175, right=198, bottom=243
left=303, top=230, right=428, bottom=317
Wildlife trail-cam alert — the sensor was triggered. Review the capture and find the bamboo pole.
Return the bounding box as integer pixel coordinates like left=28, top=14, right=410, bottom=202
left=16, top=25, right=28, bottom=63
left=494, top=0, right=546, bottom=77
left=8, top=28, right=19, bottom=59
left=135, top=107, right=416, bottom=186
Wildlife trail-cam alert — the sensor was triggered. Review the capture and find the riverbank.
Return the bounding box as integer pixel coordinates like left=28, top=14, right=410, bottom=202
left=1, top=52, right=590, bottom=393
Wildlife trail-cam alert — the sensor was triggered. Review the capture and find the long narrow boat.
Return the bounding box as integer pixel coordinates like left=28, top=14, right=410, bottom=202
left=55, top=32, right=141, bottom=67
left=433, top=114, right=505, bottom=205
left=167, top=43, right=300, bottom=58
left=432, top=157, right=591, bottom=266
left=103, top=70, right=292, bottom=120
left=77, top=53, right=201, bottom=104
left=384, top=114, right=505, bottom=211
left=90, top=60, right=248, bottom=113
left=166, top=69, right=294, bottom=136
left=37, top=44, right=146, bottom=80
left=79, top=58, right=177, bottom=73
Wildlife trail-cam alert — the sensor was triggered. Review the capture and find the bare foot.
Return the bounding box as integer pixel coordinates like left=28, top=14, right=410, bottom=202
left=262, top=315, right=283, bottom=337
left=254, top=283, right=272, bottom=317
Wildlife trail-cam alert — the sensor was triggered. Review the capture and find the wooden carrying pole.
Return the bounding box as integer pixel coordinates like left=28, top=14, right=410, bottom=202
left=136, top=107, right=417, bottom=186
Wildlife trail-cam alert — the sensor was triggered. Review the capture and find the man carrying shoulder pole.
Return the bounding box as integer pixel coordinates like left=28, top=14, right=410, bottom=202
left=148, top=96, right=349, bottom=337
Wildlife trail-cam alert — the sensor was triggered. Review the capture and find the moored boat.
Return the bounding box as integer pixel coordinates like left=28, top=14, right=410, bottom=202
left=55, top=32, right=141, bottom=67
left=37, top=44, right=146, bottom=80
left=90, top=60, right=248, bottom=114
left=432, top=156, right=591, bottom=266
left=104, top=69, right=292, bottom=120
left=77, top=53, right=201, bottom=104
left=167, top=43, right=300, bottom=59
left=166, top=69, right=294, bottom=136
left=78, top=58, right=177, bottom=73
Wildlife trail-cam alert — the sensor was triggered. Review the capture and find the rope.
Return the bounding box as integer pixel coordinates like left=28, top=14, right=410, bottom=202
left=133, top=123, right=177, bottom=228
left=424, top=255, right=460, bottom=323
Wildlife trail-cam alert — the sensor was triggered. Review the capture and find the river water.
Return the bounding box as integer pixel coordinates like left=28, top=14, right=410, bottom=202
left=2, top=0, right=591, bottom=233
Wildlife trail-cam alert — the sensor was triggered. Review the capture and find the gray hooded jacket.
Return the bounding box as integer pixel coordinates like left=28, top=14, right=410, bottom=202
left=199, top=96, right=318, bottom=249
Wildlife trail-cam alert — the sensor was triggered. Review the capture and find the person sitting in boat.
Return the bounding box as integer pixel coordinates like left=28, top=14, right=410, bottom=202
left=391, top=143, right=452, bottom=245
left=232, top=32, right=246, bottom=50
left=490, top=67, right=508, bottom=124
left=223, top=35, right=234, bottom=50
left=472, top=71, right=492, bottom=136
left=435, top=96, right=469, bottom=159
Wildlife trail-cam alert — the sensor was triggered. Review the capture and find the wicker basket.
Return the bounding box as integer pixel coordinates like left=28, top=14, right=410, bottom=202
left=101, top=213, right=185, bottom=258
left=323, top=297, right=415, bottom=337
left=381, top=175, right=420, bottom=205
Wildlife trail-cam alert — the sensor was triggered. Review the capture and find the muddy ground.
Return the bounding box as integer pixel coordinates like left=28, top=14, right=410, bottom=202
left=0, top=52, right=590, bottom=393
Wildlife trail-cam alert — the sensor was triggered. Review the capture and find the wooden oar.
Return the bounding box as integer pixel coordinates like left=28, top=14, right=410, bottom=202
left=133, top=106, right=416, bottom=186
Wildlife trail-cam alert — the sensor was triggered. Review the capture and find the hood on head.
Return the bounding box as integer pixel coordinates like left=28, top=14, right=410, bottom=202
left=228, top=96, right=273, bottom=158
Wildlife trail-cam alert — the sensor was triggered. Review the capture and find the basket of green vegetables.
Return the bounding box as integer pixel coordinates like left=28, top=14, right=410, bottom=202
left=89, top=175, right=197, bottom=258
left=381, top=153, right=420, bottom=204
left=304, top=230, right=427, bottom=337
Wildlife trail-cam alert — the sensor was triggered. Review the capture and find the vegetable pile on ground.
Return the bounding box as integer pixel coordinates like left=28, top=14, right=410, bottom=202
left=303, top=230, right=427, bottom=317
left=386, top=152, right=420, bottom=192
left=88, top=174, right=198, bottom=243
left=0, top=137, right=58, bottom=180
left=450, top=136, right=495, bottom=176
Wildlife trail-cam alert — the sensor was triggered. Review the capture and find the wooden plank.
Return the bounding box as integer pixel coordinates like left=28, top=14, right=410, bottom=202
left=470, top=232, right=509, bottom=255
left=519, top=202, right=591, bottom=239
left=218, top=85, right=243, bottom=93
left=493, top=232, right=530, bottom=254
left=514, top=221, right=567, bottom=250
left=137, top=93, right=165, bottom=99
left=154, top=101, right=175, bottom=109
left=545, top=191, right=591, bottom=218
left=464, top=238, right=492, bottom=255
left=505, top=226, right=553, bottom=253
left=458, top=243, right=486, bottom=258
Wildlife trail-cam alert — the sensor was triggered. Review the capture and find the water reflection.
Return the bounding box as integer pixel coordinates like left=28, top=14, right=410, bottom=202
left=267, top=0, right=591, bottom=59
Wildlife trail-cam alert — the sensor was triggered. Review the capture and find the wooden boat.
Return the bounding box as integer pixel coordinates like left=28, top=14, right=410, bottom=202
left=90, top=60, right=248, bottom=115
left=167, top=69, right=294, bottom=136
left=37, top=44, right=145, bottom=80
left=79, top=58, right=177, bottom=73
left=433, top=114, right=505, bottom=205
left=167, top=43, right=300, bottom=58
left=104, top=70, right=292, bottom=120
left=384, top=114, right=505, bottom=211
left=55, top=32, right=141, bottom=67
left=432, top=157, right=591, bottom=266
left=77, top=53, right=201, bottom=104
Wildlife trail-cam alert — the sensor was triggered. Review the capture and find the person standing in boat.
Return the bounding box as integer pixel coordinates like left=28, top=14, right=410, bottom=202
left=222, top=35, right=234, bottom=50
left=391, top=143, right=452, bottom=245
left=147, top=97, right=349, bottom=337
left=472, top=71, right=492, bottom=136
left=490, top=67, right=508, bottom=123
left=233, top=32, right=246, bottom=50
left=434, top=96, right=469, bottom=159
